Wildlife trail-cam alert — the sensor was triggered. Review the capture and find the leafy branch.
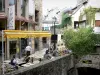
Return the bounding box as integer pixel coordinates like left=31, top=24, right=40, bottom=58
left=63, top=27, right=97, bottom=57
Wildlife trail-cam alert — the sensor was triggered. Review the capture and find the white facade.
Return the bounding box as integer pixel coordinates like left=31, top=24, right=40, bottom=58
left=95, top=13, right=100, bottom=20
left=85, top=0, right=100, bottom=8
left=77, top=0, right=100, bottom=8
left=73, top=0, right=100, bottom=22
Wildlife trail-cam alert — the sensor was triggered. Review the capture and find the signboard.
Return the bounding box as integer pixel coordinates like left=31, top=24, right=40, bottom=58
left=7, top=5, right=15, bottom=30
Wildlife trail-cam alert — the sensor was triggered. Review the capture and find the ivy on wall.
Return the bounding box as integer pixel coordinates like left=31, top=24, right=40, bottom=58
left=79, top=7, right=100, bottom=26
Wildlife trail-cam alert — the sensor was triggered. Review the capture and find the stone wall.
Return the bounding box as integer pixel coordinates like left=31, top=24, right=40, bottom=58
left=5, top=54, right=77, bottom=75
left=76, top=54, right=100, bottom=69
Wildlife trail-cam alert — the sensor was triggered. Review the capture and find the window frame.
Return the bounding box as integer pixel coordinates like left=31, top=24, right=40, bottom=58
left=0, top=0, right=5, bottom=12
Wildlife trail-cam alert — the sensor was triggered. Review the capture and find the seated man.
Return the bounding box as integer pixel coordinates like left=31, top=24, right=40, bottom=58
left=52, top=50, right=59, bottom=57
left=10, top=55, right=18, bottom=69
left=24, top=56, right=30, bottom=63
left=44, top=49, right=52, bottom=60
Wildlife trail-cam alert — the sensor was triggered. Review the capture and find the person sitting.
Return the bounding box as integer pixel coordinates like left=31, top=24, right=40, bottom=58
left=25, top=43, right=32, bottom=57
left=49, top=47, right=53, bottom=55
left=23, top=56, right=30, bottom=63
left=10, top=55, right=18, bottom=70
left=44, top=49, right=51, bottom=60
left=52, top=50, right=59, bottom=57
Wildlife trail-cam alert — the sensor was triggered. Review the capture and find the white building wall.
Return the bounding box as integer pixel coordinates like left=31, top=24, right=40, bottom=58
left=86, top=0, right=100, bottom=8
left=82, top=15, right=86, bottom=20
left=72, top=6, right=85, bottom=21
left=77, top=0, right=100, bottom=8
left=95, top=13, right=100, bottom=20
left=74, top=0, right=100, bottom=22
left=72, top=9, right=81, bottom=21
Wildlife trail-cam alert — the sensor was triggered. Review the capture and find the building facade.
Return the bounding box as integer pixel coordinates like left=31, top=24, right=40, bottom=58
left=73, top=0, right=100, bottom=28
left=34, top=0, right=43, bottom=51
left=0, top=0, right=38, bottom=59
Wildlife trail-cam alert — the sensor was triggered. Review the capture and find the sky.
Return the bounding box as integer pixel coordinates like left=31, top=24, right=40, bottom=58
left=42, top=0, right=77, bottom=21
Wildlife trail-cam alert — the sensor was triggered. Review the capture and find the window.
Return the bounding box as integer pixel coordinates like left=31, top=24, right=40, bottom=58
left=42, top=37, right=47, bottom=43
left=35, top=10, right=39, bottom=22
left=21, top=0, right=26, bottom=17
left=0, top=0, right=5, bottom=11
left=61, top=35, right=63, bottom=39
left=0, top=22, right=5, bottom=30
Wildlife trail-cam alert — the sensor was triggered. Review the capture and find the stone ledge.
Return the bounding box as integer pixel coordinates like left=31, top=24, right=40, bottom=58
left=5, top=54, right=73, bottom=75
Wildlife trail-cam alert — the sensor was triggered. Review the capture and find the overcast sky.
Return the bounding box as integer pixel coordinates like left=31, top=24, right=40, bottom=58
left=42, top=0, right=77, bottom=15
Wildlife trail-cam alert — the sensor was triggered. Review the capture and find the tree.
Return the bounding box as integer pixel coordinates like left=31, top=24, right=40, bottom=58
left=63, top=27, right=96, bottom=56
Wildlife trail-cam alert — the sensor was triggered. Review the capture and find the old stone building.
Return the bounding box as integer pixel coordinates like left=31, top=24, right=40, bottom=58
left=34, top=0, right=43, bottom=51
left=0, top=0, right=37, bottom=59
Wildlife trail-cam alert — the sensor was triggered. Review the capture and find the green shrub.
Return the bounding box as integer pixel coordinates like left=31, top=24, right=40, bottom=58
left=63, top=27, right=96, bottom=56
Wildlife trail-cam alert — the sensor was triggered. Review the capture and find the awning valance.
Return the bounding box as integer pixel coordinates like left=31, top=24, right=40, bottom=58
left=4, top=30, right=51, bottom=39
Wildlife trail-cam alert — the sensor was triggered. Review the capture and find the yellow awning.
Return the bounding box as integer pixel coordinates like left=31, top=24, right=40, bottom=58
left=4, top=30, right=51, bottom=39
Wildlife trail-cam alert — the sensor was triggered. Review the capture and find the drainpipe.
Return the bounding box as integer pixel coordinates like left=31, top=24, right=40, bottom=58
left=2, top=30, right=4, bottom=74
left=52, top=16, right=57, bottom=50
left=28, top=22, right=32, bottom=53
left=19, top=21, right=22, bottom=58
left=6, top=7, right=10, bottom=60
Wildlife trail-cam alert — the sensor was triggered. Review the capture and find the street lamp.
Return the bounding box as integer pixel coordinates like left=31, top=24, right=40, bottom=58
left=52, top=16, right=57, bottom=50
